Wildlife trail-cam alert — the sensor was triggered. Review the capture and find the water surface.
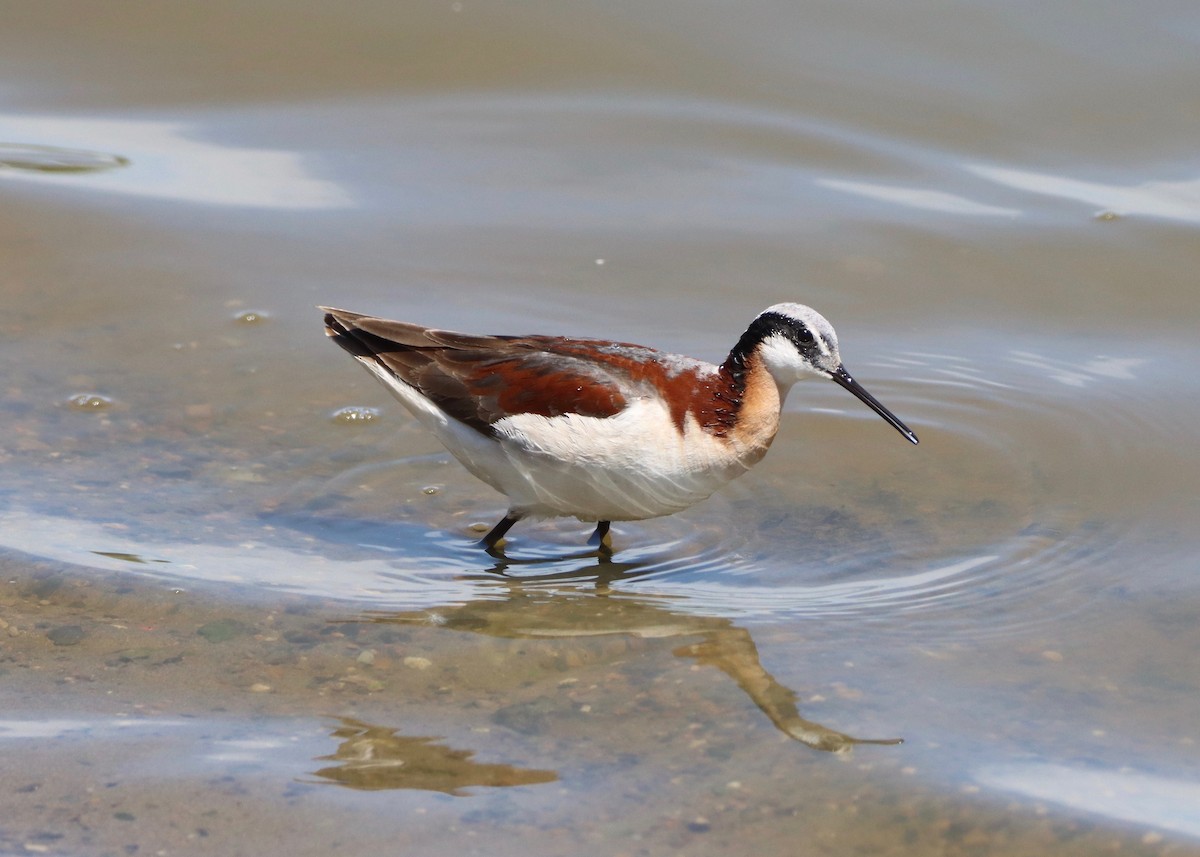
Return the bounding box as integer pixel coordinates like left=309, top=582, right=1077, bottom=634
left=2, top=1, right=1199, bottom=854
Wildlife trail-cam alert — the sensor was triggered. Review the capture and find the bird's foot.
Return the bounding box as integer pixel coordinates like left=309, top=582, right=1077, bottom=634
left=587, top=520, right=612, bottom=551
left=478, top=513, right=521, bottom=555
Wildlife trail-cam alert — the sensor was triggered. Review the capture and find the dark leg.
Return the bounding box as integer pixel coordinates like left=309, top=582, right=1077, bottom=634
left=587, top=520, right=612, bottom=549
left=479, top=513, right=521, bottom=552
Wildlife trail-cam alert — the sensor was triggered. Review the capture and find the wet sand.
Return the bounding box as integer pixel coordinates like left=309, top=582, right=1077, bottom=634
left=1, top=554, right=1190, bottom=856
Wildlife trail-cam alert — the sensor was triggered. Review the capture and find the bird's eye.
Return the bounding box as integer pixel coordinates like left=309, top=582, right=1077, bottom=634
left=794, top=326, right=815, bottom=345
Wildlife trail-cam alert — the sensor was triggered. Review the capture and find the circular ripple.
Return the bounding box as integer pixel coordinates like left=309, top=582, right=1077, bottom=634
left=275, top=336, right=1186, bottom=645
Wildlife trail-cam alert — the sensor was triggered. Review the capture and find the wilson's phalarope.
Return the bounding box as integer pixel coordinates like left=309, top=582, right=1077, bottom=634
left=321, top=304, right=917, bottom=552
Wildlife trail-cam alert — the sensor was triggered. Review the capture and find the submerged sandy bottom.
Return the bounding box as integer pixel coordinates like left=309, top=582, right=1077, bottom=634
left=0, top=554, right=1188, bottom=857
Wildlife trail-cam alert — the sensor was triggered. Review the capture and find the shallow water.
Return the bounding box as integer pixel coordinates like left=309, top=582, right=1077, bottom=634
left=3, top=1, right=1200, bottom=854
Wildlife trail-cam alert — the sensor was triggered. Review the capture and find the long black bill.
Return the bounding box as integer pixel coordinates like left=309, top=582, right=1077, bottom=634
left=829, top=365, right=919, bottom=445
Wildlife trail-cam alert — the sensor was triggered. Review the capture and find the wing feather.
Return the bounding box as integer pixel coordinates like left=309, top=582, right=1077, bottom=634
left=322, top=308, right=639, bottom=435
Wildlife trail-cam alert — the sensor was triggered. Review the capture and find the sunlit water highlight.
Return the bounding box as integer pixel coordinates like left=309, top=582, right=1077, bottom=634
left=1, top=113, right=351, bottom=209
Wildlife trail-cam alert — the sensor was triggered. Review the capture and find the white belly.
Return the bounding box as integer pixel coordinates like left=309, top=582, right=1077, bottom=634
left=484, top=399, right=753, bottom=520
left=366, top=368, right=761, bottom=521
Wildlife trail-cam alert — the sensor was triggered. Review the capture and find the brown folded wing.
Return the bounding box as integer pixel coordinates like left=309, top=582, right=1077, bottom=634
left=323, top=308, right=639, bottom=435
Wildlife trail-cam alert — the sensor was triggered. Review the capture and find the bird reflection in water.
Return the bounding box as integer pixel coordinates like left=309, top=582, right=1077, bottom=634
left=311, top=717, right=556, bottom=794
left=361, top=550, right=902, bottom=754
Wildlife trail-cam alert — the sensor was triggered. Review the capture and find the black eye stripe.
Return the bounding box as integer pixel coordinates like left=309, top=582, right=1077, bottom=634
left=728, top=310, right=825, bottom=372
left=756, top=312, right=815, bottom=348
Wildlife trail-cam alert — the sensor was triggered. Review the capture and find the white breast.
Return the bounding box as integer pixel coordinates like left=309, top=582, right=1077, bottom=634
left=486, top=398, right=752, bottom=521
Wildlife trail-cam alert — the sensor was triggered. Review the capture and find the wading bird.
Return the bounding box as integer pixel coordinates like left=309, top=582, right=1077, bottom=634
left=322, top=304, right=917, bottom=552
